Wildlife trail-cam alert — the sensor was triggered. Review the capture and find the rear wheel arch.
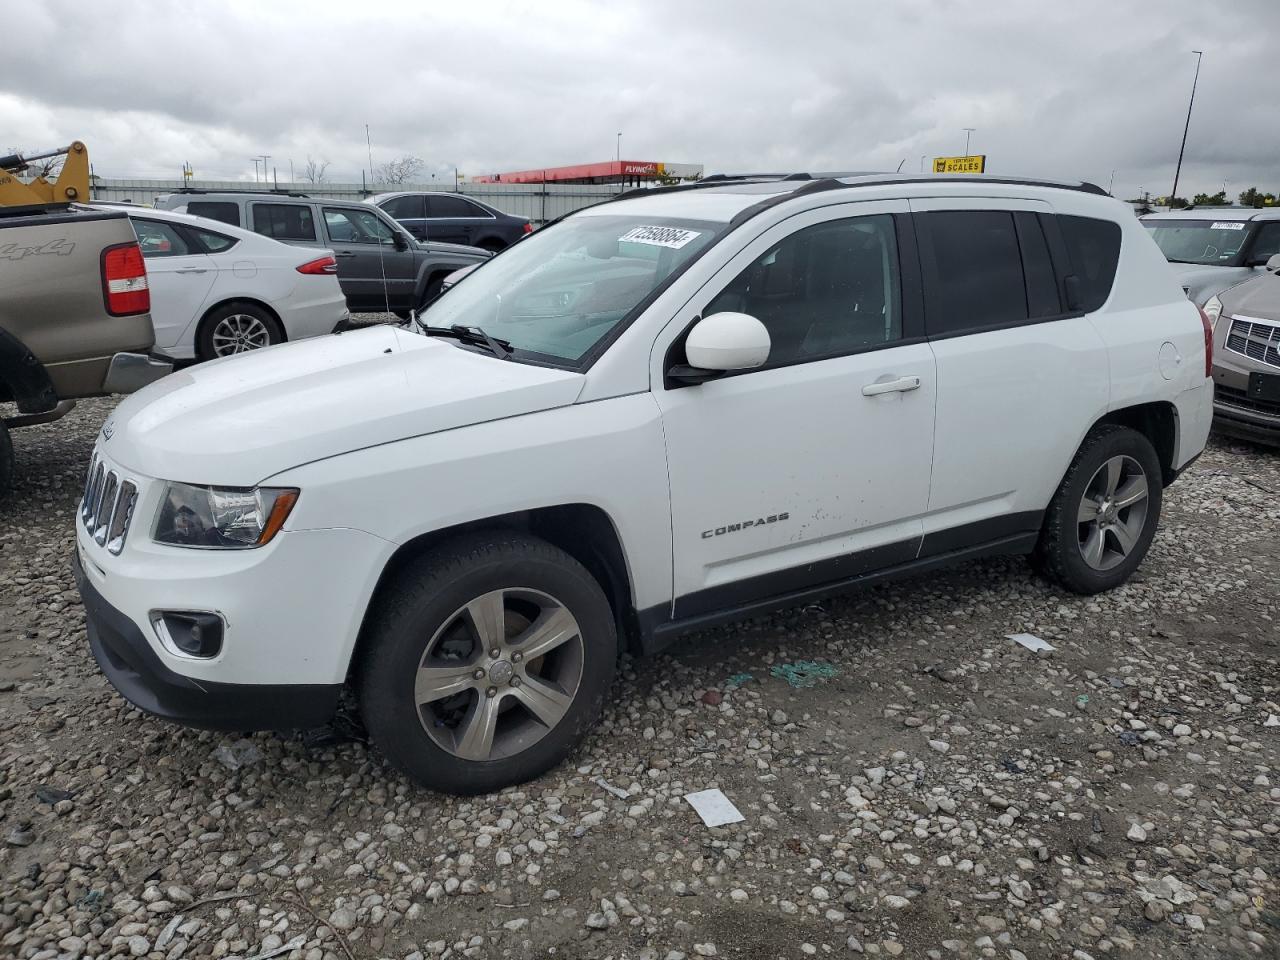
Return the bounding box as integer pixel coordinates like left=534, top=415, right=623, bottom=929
left=348, top=504, right=640, bottom=679
left=1092, top=401, right=1179, bottom=485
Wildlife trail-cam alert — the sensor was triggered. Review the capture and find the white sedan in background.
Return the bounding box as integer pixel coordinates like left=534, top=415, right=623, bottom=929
left=103, top=206, right=349, bottom=362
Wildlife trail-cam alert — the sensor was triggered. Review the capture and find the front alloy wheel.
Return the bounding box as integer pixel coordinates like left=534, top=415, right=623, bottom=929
left=358, top=532, right=616, bottom=794
left=415, top=588, right=584, bottom=762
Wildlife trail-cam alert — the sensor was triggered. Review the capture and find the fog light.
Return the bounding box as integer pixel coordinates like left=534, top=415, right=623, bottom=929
left=153, top=611, right=224, bottom=658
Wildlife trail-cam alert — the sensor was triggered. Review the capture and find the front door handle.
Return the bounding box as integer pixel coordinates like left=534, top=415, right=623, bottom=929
left=334, top=252, right=356, bottom=258
left=862, top=375, right=922, bottom=397
left=174, top=268, right=208, bottom=274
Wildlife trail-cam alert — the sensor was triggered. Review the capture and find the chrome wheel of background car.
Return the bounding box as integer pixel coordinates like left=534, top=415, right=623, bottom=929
left=1076, top=454, right=1149, bottom=572
left=210, top=313, right=272, bottom=356
left=414, top=588, right=584, bottom=762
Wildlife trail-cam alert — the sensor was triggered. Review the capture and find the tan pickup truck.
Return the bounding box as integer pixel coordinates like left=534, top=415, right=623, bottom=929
left=0, top=202, right=170, bottom=495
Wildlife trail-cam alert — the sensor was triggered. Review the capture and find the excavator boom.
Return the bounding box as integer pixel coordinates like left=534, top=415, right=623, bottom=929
left=0, top=141, right=90, bottom=205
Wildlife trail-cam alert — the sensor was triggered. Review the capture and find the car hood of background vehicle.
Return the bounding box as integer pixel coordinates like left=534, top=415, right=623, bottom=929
left=102, top=325, right=585, bottom=486
left=1170, top=262, right=1251, bottom=306
left=1219, top=271, right=1280, bottom=321
left=417, top=239, right=491, bottom=259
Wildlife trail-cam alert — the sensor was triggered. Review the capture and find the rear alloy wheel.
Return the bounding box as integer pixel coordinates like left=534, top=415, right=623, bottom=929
left=198, top=304, right=283, bottom=361
left=358, top=533, right=616, bottom=794
left=1035, top=425, right=1163, bottom=594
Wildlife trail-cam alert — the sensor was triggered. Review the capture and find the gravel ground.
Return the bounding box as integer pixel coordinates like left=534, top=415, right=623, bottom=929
left=1, top=393, right=1278, bottom=960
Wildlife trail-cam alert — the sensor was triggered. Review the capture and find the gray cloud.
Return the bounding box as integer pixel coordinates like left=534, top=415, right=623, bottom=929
left=2, top=0, right=1277, bottom=201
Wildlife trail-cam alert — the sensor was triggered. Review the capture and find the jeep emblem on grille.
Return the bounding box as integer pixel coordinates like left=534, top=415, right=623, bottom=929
left=101, top=420, right=114, bottom=440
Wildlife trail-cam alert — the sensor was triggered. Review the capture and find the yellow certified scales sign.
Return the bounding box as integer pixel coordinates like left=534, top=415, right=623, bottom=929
left=933, top=155, right=986, bottom=174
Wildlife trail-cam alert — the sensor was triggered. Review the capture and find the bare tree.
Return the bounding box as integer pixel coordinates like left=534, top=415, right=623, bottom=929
left=302, top=156, right=330, bottom=184
left=378, top=155, right=424, bottom=185
left=4, top=146, right=61, bottom=179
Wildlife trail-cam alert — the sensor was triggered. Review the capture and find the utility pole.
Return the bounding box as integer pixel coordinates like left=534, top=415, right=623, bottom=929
left=963, top=128, right=975, bottom=157
left=1170, top=50, right=1203, bottom=203
left=1108, top=170, right=1116, bottom=195
left=920, top=155, right=926, bottom=173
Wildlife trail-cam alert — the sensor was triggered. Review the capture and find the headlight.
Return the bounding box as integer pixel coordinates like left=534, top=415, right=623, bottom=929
left=153, top=482, right=299, bottom=548
left=1203, top=295, right=1223, bottom=331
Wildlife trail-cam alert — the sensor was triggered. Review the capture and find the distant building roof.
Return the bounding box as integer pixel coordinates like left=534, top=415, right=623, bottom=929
left=473, top=160, right=703, bottom=185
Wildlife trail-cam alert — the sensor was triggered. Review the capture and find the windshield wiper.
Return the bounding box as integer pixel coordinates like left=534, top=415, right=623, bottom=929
left=418, top=322, right=512, bottom=360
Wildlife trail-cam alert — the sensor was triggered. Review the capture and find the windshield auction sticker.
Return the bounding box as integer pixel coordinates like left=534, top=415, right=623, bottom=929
left=619, top=225, right=702, bottom=249
left=1210, top=222, right=1246, bottom=230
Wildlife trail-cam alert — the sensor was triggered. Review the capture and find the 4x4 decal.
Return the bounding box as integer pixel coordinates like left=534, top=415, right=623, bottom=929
left=0, top=238, right=75, bottom=261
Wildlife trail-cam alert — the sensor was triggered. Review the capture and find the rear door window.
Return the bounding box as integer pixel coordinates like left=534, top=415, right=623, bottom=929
left=918, top=210, right=1028, bottom=335
left=425, top=195, right=476, bottom=218
left=1058, top=215, right=1121, bottom=312
left=185, top=201, right=240, bottom=226
left=382, top=195, right=425, bottom=220
left=252, top=203, right=316, bottom=241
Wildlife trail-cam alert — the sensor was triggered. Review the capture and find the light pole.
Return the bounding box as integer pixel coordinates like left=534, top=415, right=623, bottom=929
left=250, top=158, right=261, bottom=181
left=616, top=132, right=622, bottom=164
left=963, top=128, right=975, bottom=157
left=1170, top=50, right=1203, bottom=203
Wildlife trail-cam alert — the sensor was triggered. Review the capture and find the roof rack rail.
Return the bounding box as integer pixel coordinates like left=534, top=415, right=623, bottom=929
left=168, top=187, right=312, bottom=197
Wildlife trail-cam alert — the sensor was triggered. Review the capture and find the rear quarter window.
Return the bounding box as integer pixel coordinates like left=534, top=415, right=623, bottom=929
left=1059, top=215, right=1121, bottom=313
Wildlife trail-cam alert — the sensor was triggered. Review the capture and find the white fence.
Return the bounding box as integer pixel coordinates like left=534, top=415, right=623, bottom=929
left=90, top=178, right=624, bottom=223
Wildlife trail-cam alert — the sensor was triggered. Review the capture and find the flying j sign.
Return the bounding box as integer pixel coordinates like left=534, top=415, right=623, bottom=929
left=933, top=155, right=987, bottom=174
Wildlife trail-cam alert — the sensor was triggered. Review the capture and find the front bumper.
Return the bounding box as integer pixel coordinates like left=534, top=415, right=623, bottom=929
left=1212, top=403, right=1280, bottom=446
left=73, top=549, right=341, bottom=731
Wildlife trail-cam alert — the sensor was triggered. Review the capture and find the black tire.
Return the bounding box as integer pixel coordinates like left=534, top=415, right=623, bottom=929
left=0, top=419, right=13, bottom=499
left=357, top=531, right=617, bottom=794
left=197, top=303, right=283, bottom=361
left=1034, top=425, right=1163, bottom=595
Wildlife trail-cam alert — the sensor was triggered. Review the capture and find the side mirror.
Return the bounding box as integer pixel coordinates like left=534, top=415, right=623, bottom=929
left=668, top=312, right=770, bottom=386
left=1268, top=254, right=1280, bottom=273
left=391, top=231, right=409, bottom=250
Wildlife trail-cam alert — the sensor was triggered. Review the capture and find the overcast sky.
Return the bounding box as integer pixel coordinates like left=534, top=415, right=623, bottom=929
left=4, top=0, right=1277, bottom=201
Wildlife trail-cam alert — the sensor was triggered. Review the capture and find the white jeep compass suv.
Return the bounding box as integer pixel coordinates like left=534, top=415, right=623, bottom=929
left=73, top=173, right=1215, bottom=794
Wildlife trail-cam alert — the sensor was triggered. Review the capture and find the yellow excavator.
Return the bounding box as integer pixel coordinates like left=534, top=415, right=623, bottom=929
left=0, top=141, right=90, bottom=205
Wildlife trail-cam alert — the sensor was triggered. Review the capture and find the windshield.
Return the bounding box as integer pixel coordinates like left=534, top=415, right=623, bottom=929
left=1144, top=219, right=1254, bottom=266
left=420, top=214, right=726, bottom=366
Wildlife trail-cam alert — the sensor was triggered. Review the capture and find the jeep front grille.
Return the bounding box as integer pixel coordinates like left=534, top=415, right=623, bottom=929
left=81, top=454, right=138, bottom=555
left=1225, top=317, right=1280, bottom=370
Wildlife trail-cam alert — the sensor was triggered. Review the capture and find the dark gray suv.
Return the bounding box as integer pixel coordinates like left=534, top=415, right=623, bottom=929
left=371, top=192, right=532, bottom=251
left=154, top=191, right=490, bottom=317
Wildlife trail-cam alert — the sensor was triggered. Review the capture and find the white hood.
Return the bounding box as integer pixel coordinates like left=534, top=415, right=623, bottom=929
left=102, top=326, right=585, bottom=485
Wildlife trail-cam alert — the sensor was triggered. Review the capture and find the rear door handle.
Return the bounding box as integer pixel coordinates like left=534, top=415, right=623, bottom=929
left=335, top=252, right=356, bottom=258
left=862, top=375, right=922, bottom=397
left=174, top=268, right=208, bottom=274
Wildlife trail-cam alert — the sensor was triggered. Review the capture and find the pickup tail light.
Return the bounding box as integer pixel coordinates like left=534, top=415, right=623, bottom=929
left=297, top=255, right=338, bottom=275
left=522, top=222, right=533, bottom=234
left=1198, top=306, right=1213, bottom=378
left=101, top=242, right=150, bottom=316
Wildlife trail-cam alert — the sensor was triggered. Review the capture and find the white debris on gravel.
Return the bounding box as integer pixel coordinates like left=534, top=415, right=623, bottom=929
left=0, top=391, right=1277, bottom=958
